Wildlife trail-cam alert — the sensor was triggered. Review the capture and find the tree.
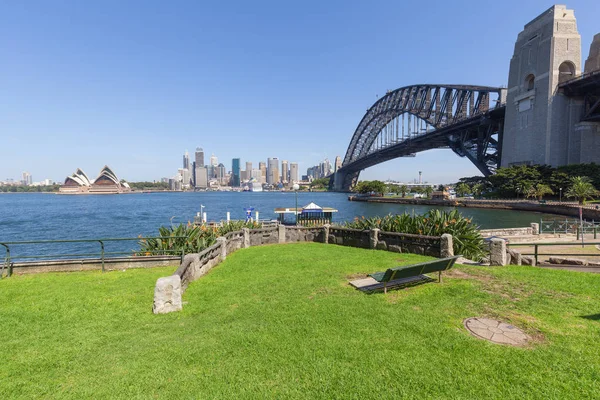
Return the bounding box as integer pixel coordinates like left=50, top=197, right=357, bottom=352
left=423, top=186, right=434, bottom=198
left=455, top=183, right=471, bottom=198
left=387, top=184, right=400, bottom=196
left=526, top=184, right=553, bottom=200
left=399, top=185, right=408, bottom=198
left=566, top=176, right=600, bottom=205
left=353, top=180, right=386, bottom=196
left=471, top=183, right=484, bottom=198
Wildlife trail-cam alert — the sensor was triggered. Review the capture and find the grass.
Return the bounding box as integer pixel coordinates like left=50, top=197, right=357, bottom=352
left=1, top=243, right=600, bottom=399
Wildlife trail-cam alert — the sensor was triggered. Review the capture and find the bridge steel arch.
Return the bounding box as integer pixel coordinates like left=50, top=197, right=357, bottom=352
left=332, top=84, right=506, bottom=191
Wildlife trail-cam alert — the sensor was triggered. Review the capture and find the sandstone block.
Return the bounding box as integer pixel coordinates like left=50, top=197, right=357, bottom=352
left=153, top=275, right=182, bottom=314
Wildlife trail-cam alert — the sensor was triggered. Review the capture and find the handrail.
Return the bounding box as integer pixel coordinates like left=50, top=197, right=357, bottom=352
left=508, top=241, right=600, bottom=265
left=0, top=236, right=188, bottom=278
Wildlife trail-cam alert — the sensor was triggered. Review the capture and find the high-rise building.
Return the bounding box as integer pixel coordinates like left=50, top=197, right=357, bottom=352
left=251, top=169, right=262, bottom=181
left=259, top=161, right=267, bottom=183
left=210, top=154, right=218, bottom=167
left=334, top=156, right=342, bottom=172
left=231, top=158, right=241, bottom=187
left=217, top=163, right=226, bottom=185
left=183, top=151, right=190, bottom=170
left=290, top=163, right=299, bottom=183
left=195, top=147, right=204, bottom=168
left=245, top=162, right=252, bottom=174
left=195, top=165, right=208, bottom=188
left=281, top=160, right=289, bottom=184
left=21, top=171, right=32, bottom=186
left=267, top=158, right=279, bottom=185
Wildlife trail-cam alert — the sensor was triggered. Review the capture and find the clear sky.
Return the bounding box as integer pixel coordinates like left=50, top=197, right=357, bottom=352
left=1, top=0, right=598, bottom=184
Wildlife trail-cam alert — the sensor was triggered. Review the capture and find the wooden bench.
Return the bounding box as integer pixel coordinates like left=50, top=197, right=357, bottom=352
left=368, top=256, right=460, bottom=294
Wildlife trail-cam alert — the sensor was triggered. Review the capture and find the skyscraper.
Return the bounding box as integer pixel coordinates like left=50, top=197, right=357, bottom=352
left=210, top=154, right=218, bottom=167
left=183, top=151, right=190, bottom=170
left=267, top=158, right=279, bottom=185
left=232, top=158, right=241, bottom=187
left=195, top=165, right=208, bottom=188
left=259, top=162, right=267, bottom=184
left=217, top=163, right=226, bottom=185
left=281, top=160, right=289, bottom=184
left=290, top=163, right=299, bottom=184
left=195, top=147, right=204, bottom=167
left=21, top=171, right=32, bottom=186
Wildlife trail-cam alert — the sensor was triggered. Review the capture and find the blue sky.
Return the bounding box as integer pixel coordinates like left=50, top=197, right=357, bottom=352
left=1, top=0, right=598, bottom=184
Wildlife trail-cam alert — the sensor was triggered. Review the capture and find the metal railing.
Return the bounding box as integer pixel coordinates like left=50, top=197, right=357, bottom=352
left=0, top=236, right=187, bottom=278
left=509, top=242, right=600, bottom=265
left=539, top=218, right=600, bottom=235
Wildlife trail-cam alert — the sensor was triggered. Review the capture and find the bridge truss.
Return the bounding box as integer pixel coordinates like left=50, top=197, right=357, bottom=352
left=333, top=84, right=506, bottom=191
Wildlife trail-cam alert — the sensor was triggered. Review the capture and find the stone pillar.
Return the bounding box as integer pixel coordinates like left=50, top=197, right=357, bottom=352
left=323, top=224, right=330, bottom=244
left=489, top=238, right=507, bottom=266
left=242, top=228, right=250, bottom=248
left=278, top=224, right=286, bottom=244
left=530, top=222, right=539, bottom=235
left=216, top=237, right=227, bottom=260
left=153, top=275, right=182, bottom=314
left=369, top=228, right=380, bottom=249
left=440, top=234, right=454, bottom=258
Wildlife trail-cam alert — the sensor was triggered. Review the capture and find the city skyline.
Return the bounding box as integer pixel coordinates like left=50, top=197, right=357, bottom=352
left=2, top=1, right=599, bottom=184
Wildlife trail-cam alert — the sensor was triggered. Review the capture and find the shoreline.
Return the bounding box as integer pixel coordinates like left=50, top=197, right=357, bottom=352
left=348, top=196, right=600, bottom=220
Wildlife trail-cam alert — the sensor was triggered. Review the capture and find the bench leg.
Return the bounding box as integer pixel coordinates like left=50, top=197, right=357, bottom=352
left=384, top=282, right=387, bottom=294
left=439, top=271, right=442, bottom=283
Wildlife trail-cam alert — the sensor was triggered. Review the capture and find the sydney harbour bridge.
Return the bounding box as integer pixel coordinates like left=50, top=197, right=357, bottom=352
left=331, top=85, right=507, bottom=191
left=330, top=5, right=600, bottom=192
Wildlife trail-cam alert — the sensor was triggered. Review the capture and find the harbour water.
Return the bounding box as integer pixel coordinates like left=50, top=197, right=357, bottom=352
left=0, top=192, right=559, bottom=258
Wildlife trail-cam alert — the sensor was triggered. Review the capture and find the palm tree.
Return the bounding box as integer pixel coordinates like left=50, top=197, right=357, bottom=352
left=566, top=176, right=600, bottom=205
left=526, top=184, right=553, bottom=200
left=423, top=186, right=434, bottom=198
left=399, top=185, right=408, bottom=198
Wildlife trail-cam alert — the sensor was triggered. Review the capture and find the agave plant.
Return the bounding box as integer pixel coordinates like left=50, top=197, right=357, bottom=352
left=343, top=209, right=486, bottom=261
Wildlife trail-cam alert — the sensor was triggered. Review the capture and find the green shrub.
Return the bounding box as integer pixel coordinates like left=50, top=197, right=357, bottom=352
left=138, top=221, right=260, bottom=255
left=342, top=209, right=486, bottom=261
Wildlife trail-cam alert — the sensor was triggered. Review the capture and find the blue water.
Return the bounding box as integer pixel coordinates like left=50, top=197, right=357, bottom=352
left=0, top=192, right=556, bottom=259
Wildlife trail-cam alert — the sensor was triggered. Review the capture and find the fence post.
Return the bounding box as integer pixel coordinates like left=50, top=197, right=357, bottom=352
left=530, top=223, right=539, bottom=235
left=278, top=225, right=286, bottom=244
left=440, top=234, right=454, bottom=258
left=242, top=228, right=250, bottom=248
left=323, top=224, right=330, bottom=244
left=99, top=241, right=105, bottom=273
left=216, top=237, right=227, bottom=260
left=489, top=238, right=507, bottom=266
left=369, top=228, right=380, bottom=249
left=534, top=244, right=538, bottom=266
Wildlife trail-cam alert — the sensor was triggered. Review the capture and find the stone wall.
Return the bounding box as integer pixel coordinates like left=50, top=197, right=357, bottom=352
left=328, top=227, right=371, bottom=248
left=376, top=231, right=441, bottom=257
left=480, top=227, right=533, bottom=237
left=248, top=227, right=279, bottom=247
left=153, top=225, right=450, bottom=314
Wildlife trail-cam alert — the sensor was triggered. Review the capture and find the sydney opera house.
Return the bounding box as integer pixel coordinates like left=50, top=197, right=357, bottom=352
left=59, top=166, right=131, bottom=194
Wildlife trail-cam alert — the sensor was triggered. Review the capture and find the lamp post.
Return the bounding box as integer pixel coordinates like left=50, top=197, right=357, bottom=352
left=293, top=183, right=300, bottom=225
left=559, top=188, right=563, bottom=203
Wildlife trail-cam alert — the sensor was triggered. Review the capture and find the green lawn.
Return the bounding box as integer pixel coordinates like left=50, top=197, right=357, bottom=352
left=1, top=243, right=599, bottom=399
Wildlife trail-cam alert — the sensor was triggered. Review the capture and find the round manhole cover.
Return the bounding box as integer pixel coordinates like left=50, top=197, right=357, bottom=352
left=464, top=317, right=529, bottom=346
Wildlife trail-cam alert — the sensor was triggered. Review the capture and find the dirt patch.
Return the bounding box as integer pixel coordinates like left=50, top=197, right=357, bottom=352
left=346, top=273, right=368, bottom=280
left=445, top=268, right=494, bottom=282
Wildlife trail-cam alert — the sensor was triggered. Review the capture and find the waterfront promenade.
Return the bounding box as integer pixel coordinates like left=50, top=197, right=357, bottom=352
left=349, top=196, right=600, bottom=220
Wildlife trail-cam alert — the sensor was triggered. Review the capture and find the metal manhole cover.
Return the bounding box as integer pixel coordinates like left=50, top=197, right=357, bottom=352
left=464, top=317, right=529, bottom=346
